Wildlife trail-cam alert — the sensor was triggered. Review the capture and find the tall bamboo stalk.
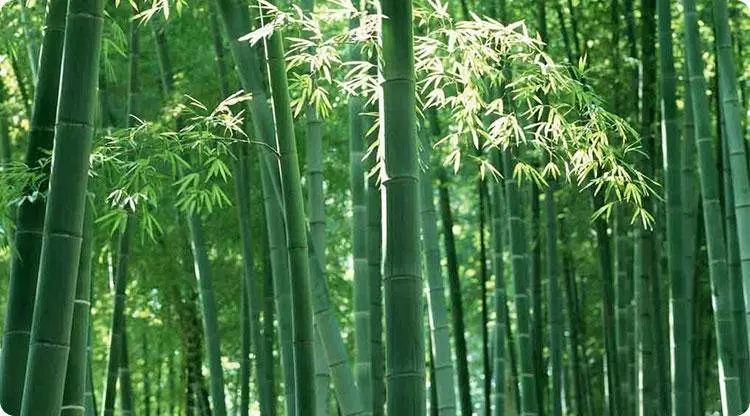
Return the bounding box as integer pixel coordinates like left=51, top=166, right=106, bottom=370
left=240, top=278, right=251, bottom=416
left=657, top=0, right=690, bottom=411
left=261, top=247, right=278, bottom=415
left=529, top=185, right=545, bottom=416
left=187, top=214, right=228, bottom=416
left=614, top=210, right=634, bottom=416
left=212, top=0, right=296, bottom=412
left=560, top=218, right=588, bottom=416
left=712, top=0, right=750, bottom=346
left=437, top=171, right=472, bottom=416
left=306, top=90, right=331, bottom=416
left=635, top=0, right=664, bottom=412
left=101, top=220, right=135, bottom=416
left=490, top=150, right=507, bottom=416
left=61, top=208, right=94, bottom=416
left=307, top=232, right=365, bottom=416
left=0, top=0, right=67, bottom=412
left=18, top=0, right=105, bottom=411
left=260, top=1, right=317, bottom=411
left=102, top=16, right=140, bottom=414
left=592, top=193, right=619, bottom=416
left=364, top=47, right=384, bottom=416
left=503, top=151, right=538, bottom=416
left=609, top=2, right=635, bottom=405
left=18, top=0, right=39, bottom=83
left=546, top=185, right=563, bottom=416
left=85, top=322, right=97, bottom=416
left=380, top=1, right=424, bottom=413
left=682, top=0, right=743, bottom=411
left=419, top=134, right=457, bottom=416
left=721, top=111, right=750, bottom=403
left=217, top=30, right=275, bottom=412
left=479, top=181, right=491, bottom=416
left=292, top=2, right=332, bottom=411
left=347, top=14, right=372, bottom=414
left=120, top=324, right=135, bottom=416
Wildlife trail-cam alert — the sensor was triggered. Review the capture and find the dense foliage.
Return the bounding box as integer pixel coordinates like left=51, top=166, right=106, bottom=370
left=0, top=0, right=748, bottom=415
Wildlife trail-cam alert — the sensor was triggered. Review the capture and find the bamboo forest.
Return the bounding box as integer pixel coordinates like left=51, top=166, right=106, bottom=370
left=1, top=0, right=750, bottom=414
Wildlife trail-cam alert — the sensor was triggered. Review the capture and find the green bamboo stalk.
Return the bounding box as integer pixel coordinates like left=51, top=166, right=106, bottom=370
left=610, top=2, right=635, bottom=396
left=18, top=0, right=39, bottom=83
left=120, top=324, right=135, bottom=416
left=502, top=151, right=538, bottom=416
left=102, top=15, right=140, bottom=413
left=260, top=2, right=317, bottom=412
left=0, top=0, right=67, bottom=412
left=209, top=11, right=276, bottom=412
left=505, top=299, right=522, bottom=416
left=210, top=9, right=232, bottom=98
left=428, top=332, right=439, bottom=416
left=307, top=232, right=366, bottom=416
left=308, top=213, right=331, bottom=415
left=300, top=3, right=332, bottom=409
left=364, top=48, right=384, bottom=416
left=681, top=78, right=701, bottom=416
left=8, top=49, right=32, bottom=118
left=634, top=229, right=659, bottom=415
left=240, top=278, right=251, bottom=416
left=261, top=248, right=278, bottom=415
left=211, top=1, right=296, bottom=412
left=721, top=113, right=750, bottom=403
left=592, top=193, right=620, bottom=416
left=419, top=135, right=457, bottom=416
left=347, top=19, right=373, bottom=414
left=178, top=286, right=209, bottom=416
left=257, top=100, right=296, bottom=416
left=659, top=3, right=687, bottom=411
left=532, top=7, right=552, bottom=410
left=545, top=185, right=563, bottom=416
left=682, top=0, right=743, bottom=411
left=17, top=1, right=104, bottom=410
left=437, top=172, right=472, bottom=416
left=712, top=0, right=750, bottom=347
left=529, top=185, right=545, bottom=416
left=478, top=181, right=491, bottom=416
left=305, top=106, right=330, bottom=414
left=368, top=167, right=384, bottom=416
left=61, top=207, right=94, bottom=416
left=560, top=218, right=587, bottom=416
left=380, top=1, right=424, bottom=413
left=187, top=214, right=228, bottom=416
left=613, top=207, right=634, bottom=416
left=101, top=220, right=135, bottom=416
left=314, top=336, right=328, bottom=414
left=302, top=0, right=334, bottom=415
left=152, top=20, right=228, bottom=416
left=249, top=83, right=364, bottom=416
left=658, top=0, right=692, bottom=411
left=490, top=150, right=507, bottom=416
left=85, top=322, right=97, bottom=416
left=233, top=97, right=276, bottom=416
left=635, top=0, right=666, bottom=412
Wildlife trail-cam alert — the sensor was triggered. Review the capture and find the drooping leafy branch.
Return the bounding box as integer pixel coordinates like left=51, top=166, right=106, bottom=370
left=0, top=92, right=254, bottom=246
left=240, top=0, right=655, bottom=226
